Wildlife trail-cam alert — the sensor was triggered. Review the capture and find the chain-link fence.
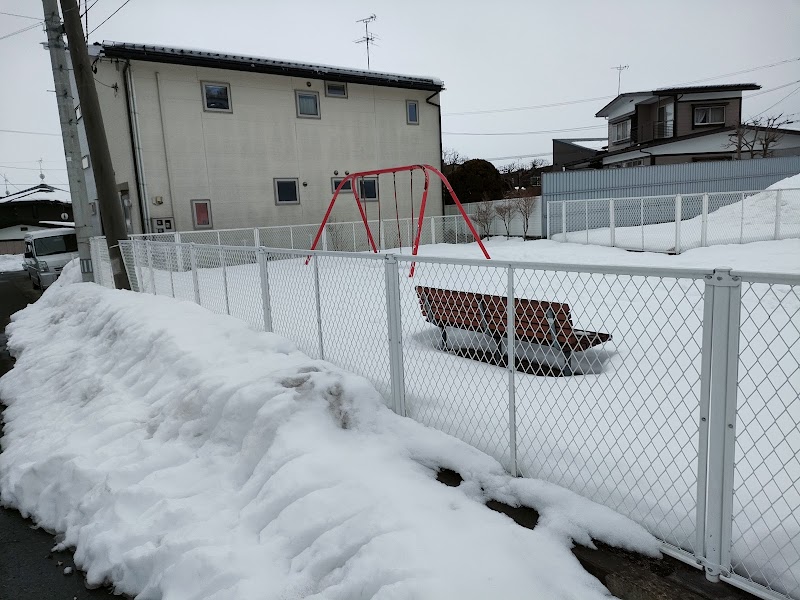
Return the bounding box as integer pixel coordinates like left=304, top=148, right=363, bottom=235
left=548, top=188, right=800, bottom=253
left=112, top=237, right=799, bottom=599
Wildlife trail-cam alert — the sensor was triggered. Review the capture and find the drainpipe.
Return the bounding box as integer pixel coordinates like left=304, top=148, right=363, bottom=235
left=122, top=59, right=151, bottom=233
left=426, top=89, right=444, bottom=211
left=155, top=71, right=177, bottom=220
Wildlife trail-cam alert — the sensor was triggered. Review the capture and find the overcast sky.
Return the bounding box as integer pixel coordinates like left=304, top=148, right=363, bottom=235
left=1, top=0, right=799, bottom=193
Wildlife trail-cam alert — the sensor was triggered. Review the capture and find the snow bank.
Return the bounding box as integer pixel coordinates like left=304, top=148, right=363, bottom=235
left=0, top=281, right=658, bottom=599
left=0, top=254, right=23, bottom=272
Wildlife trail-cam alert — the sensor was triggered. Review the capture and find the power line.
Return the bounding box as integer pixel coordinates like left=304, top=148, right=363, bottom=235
left=443, top=125, right=606, bottom=136
left=88, top=0, right=133, bottom=35
left=0, top=21, right=41, bottom=41
left=676, top=57, right=800, bottom=86
left=751, top=85, right=800, bottom=119
left=746, top=80, right=800, bottom=98
left=0, top=128, right=62, bottom=136
left=0, top=11, right=41, bottom=20
left=0, top=164, right=68, bottom=171
left=484, top=151, right=554, bottom=162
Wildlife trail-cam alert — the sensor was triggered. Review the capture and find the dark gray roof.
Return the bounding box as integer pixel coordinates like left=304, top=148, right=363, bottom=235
left=99, top=42, right=444, bottom=92
left=595, top=83, right=761, bottom=117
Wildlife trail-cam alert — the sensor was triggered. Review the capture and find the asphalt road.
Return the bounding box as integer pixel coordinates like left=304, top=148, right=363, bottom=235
left=0, top=270, right=122, bottom=599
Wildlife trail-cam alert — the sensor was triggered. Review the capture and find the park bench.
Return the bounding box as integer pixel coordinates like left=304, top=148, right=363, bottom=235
left=416, top=286, right=612, bottom=376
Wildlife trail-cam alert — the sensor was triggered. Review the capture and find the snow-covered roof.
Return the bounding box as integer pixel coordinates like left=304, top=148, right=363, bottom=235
left=0, top=184, right=71, bottom=205
left=99, top=41, right=445, bottom=92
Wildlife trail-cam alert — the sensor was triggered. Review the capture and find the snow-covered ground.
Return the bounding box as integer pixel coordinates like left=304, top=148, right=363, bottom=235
left=0, top=261, right=660, bottom=599
left=0, top=254, right=23, bottom=272
left=551, top=174, right=800, bottom=253
left=122, top=233, right=800, bottom=597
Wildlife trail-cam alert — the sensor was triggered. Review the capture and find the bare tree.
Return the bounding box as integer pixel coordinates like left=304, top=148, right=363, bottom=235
left=442, top=147, right=467, bottom=176
left=727, top=114, right=792, bottom=159
left=494, top=200, right=515, bottom=238
left=512, top=196, right=537, bottom=238
left=470, top=201, right=495, bottom=239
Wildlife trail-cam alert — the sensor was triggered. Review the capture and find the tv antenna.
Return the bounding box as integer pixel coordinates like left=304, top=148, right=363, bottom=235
left=611, top=64, right=629, bottom=95
left=38, top=158, right=46, bottom=182
left=355, top=14, right=377, bottom=70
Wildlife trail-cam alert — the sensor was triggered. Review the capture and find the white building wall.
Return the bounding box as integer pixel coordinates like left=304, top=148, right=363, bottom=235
left=93, top=58, right=442, bottom=234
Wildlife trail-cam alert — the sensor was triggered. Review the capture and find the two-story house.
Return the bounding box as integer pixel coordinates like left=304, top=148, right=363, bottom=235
left=73, top=42, right=445, bottom=234
left=553, top=83, right=800, bottom=169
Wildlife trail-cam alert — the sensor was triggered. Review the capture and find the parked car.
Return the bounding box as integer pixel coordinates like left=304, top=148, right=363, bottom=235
left=23, top=228, right=78, bottom=290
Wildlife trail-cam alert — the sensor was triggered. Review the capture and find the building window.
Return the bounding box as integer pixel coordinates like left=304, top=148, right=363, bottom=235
left=191, top=199, right=213, bottom=229
left=332, top=177, right=353, bottom=193
left=295, top=91, right=320, bottom=118
left=358, top=177, right=379, bottom=201
left=406, top=100, right=419, bottom=125
left=81, top=155, right=90, bottom=169
left=325, top=82, right=347, bottom=98
left=75, top=105, right=82, bottom=121
left=610, top=119, right=631, bottom=143
left=694, top=106, right=725, bottom=125
left=274, top=178, right=300, bottom=204
left=202, top=82, right=232, bottom=112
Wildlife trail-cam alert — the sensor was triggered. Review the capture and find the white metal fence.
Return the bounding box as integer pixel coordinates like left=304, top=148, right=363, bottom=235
left=129, top=215, right=479, bottom=251
left=547, top=187, right=800, bottom=253
left=93, top=236, right=800, bottom=600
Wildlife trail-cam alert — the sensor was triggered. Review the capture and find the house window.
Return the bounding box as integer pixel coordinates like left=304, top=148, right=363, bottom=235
left=332, top=177, right=353, bottom=193
left=75, top=105, right=82, bottom=121
left=610, top=119, right=631, bottom=143
left=274, top=178, right=300, bottom=204
left=325, top=82, right=347, bottom=98
left=694, top=106, right=725, bottom=125
left=358, top=177, right=379, bottom=201
left=191, top=199, right=212, bottom=229
left=202, top=82, right=232, bottom=112
left=295, top=91, right=320, bottom=118
left=81, top=155, right=90, bottom=169
left=406, top=100, right=419, bottom=125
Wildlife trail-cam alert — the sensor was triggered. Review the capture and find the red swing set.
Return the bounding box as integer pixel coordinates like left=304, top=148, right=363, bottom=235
left=306, top=164, right=491, bottom=276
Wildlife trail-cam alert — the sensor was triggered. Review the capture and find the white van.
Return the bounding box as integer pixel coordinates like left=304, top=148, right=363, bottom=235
left=23, top=227, right=78, bottom=290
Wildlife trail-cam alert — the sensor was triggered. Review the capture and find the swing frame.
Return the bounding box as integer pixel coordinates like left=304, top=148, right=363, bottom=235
left=306, top=164, right=490, bottom=274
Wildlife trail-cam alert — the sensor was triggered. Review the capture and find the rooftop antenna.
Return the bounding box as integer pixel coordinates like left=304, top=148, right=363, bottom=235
left=355, top=14, right=377, bottom=70
left=611, top=64, right=629, bottom=95
left=38, top=158, right=46, bottom=183
left=3, top=174, right=9, bottom=196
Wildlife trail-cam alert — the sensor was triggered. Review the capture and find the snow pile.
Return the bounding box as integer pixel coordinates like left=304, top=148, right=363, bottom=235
left=552, top=172, right=800, bottom=252
left=0, top=254, right=23, bottom=272
left=0, top=281, right=659, bottom=599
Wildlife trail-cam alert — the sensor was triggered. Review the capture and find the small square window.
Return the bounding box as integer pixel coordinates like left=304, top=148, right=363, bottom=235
left=406, top=100, right=419, bottom=125
left=358, top=177, right=379, bottom=201
left=325, top=82, right=348, bottom=98
left=202, top=82, right=232, bottom=112
left=274, top=178, right=300, bottom=204
left=191, top=199, right=212, bottom=229
left=81, top=155, right=90, bottom=169
left=296, top=91, right=320, bottom=118
left=75, top=105, right=82, bottom=121
left=332, top=177, right=353, bottom=193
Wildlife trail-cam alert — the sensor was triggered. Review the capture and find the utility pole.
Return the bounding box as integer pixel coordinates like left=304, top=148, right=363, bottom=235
left=611, top=64, right=629, bottom=95
left=59, top=0, right=130, bottom=289
left=355, top=14, right=377, bottom=70
left=41, top=0, right=94, bottom=283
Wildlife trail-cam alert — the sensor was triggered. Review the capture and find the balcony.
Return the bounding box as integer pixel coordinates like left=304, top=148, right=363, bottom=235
left=637, top=120, right=674, bottom=143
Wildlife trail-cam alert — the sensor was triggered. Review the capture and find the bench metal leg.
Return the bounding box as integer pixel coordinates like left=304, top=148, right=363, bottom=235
left=562, top=348, right=573, bottom=377
left=441, top=326, right=448, bottom=350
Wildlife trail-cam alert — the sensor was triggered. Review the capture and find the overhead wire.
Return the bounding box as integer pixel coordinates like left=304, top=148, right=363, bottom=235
left=88, top=0, right=133, bottom=35
left=0, top=21, right=41, bottom=41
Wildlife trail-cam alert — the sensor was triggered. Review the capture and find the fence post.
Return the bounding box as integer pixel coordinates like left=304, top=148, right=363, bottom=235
left=217, top=230, right=221, bottom=246
left=699, top=267, right=742, bottom=583
left=739, top=192, right=745, bottom=244
left=290, top=226, right=295, bottom=250
left=431, top=217, right=436, bottom=245
left=190, top=243, right=200, bottom=305
left=379, top=220, right=386, bottom=251
left=561, top=201, right=567, bottom=240
left=701, top=194, right=709, bottom=247
left=609, top=198, right=616, bottom=247
left=585, top=200, right=589, bottom=245
left=774, top=189, right=782, bottom=240
left=253, top=227, right=260, bottom=248
left=220, top=246, right=230, bottom=315
left=146, top=240, right=156, bottom=295
left=168, top=245, right=175, bottom=298
left=257, top=247, right=272, bottom=332
left=640, top=197, right=645, bottom=251
left=384, top=254, right=406, bottom=416
left=506, top=265, right=518, bottom=476
left=322, top=225, right=328, bottom=251
left=313, top=255, right=325, bottom=360
left=175, top=232, right=184, bottom=271
left=675, top=194, right=682, bottom=254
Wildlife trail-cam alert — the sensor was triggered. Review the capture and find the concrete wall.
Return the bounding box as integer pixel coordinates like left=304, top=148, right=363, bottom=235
left=92, top=58, right=442, bottom=234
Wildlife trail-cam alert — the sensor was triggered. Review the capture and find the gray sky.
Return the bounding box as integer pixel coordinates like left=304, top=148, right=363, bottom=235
left=1, top=0, right=799, bottom=193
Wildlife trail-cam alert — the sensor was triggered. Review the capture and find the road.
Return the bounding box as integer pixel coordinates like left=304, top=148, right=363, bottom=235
left=0, top=270, right=122, bottom=599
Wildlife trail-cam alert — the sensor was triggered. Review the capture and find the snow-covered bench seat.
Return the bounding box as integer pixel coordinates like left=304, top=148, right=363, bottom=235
left=415, top=286, right=612, bottom=376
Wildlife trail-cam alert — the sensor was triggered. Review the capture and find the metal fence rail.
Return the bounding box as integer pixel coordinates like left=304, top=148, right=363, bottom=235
left=104, top=237, right=799, bottom=600
left=547, top=187, right=800, bottom=253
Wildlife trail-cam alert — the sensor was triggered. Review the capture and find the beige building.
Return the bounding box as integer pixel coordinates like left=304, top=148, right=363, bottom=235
left=76, top=42, right=445, bottom=234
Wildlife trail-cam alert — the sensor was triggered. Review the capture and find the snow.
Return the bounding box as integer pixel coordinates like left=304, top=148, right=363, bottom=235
left=0, top=254, right=23, bottom=272
left=551, top=173, right=800, bottom=252
left=0, top=260, right=659, bottom=599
